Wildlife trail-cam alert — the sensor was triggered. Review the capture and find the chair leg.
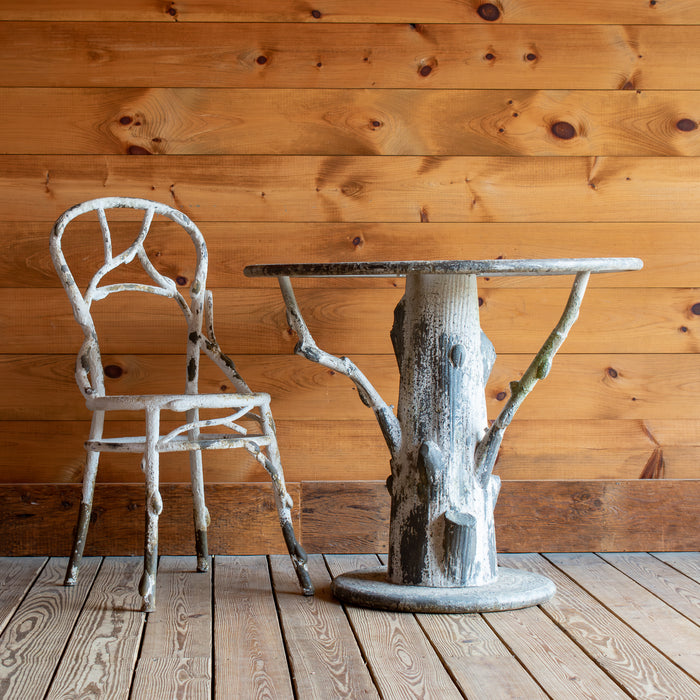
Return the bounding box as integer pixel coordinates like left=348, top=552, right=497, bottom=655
left=255, top=406, right=314, bottom=596
left=139, top=407, right=162, bottom=612
left=188, top=448, right=210, bottom=572
left=65, top=411, right=104, bottom=586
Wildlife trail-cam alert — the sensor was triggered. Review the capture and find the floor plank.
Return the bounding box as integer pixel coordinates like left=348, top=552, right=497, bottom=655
left=0, top=557, right=100, bottom=700
left=325, top=553, right=463, bottom=700
left=545, top=552, right=700, bottom=682
left=599, top=552, right=700, bottom=625
left=652, top=551, right=700, bottom=585
left=0, top=553, right=698, bottom=698
left=270, top=553, right=379, bottom=699
left=45, top=557, right=145, bottom=700
left=0, top=556, right=46, bottom=633
left=484, top=602, right=630, bottom=699
left=131, top=556, right=212, bottom=699
left=503, top=553, right=700, bottom=699
left=416, top=612, right=548, bottom=699
left=214, top=555, right=293, bottom=700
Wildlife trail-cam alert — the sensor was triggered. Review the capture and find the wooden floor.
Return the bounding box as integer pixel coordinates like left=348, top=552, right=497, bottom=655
left=0, top=553, right=699, bottom=699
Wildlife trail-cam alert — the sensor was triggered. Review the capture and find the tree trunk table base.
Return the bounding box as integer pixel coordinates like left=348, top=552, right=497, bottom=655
left=245, top=258, right=642, bottom=613
left=331, top=566, right=556, bottom=613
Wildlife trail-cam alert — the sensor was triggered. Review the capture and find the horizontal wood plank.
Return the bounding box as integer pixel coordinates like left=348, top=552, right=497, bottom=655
left=2, top=353, right=697, bottom=421
left=4, top=88, right=700, bottom=156
left=9, top=286, right=697, bottom=355
left=2, top=418, right=696, bottom=483
left=3, top=220, right=696, bottom=290
left=1, top=480, right=698, bottom=553
left=0, top=483, right=301, bottom=556
left=5, top=23, right=700, bottom=89
left=301, top=480, right=700, bottom=553
left=5, top=155, right=700, bottom=223
left=3, top=0, right=700, bottom=24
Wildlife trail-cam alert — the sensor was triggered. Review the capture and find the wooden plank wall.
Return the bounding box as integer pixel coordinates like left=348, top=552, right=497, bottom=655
left=0, top=0, right=698, bottom=554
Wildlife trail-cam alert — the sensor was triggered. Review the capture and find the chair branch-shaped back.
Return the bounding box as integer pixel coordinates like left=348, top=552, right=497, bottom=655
left=50, top=196, right=249, bottom=399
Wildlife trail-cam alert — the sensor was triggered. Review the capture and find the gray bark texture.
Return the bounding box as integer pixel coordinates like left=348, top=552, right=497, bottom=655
left=388, top=273, right=499, bottom=587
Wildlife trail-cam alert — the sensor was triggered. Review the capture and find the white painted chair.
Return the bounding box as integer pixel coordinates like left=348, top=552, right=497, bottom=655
left=51, top=197, right=313, bottom=611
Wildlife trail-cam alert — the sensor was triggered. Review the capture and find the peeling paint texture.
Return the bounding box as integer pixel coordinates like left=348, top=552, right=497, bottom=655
left=247, top=256, right=642, bottom=611
left=51, top=197, right=313, bottom=611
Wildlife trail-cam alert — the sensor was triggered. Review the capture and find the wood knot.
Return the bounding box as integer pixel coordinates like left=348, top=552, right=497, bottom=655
left=104, top=364, right=123, bottom=379
left=176, top=275, right=188, bottom=286
left=676, top=118, right=697, bottom=132
left=477, top=3, right=501, bottom=21
left=607, top=367, right=618, bottom=378
left=119, top=116, right=132, bottom=125
left=551, top=121, right=576, bottom=140
left=127, top=145, right=151, bottom=155
left=311, top=9, right=322, bottom=18
left=691, top=302, right=700, bottom=315
left=256, top=55, right=268, bottom=65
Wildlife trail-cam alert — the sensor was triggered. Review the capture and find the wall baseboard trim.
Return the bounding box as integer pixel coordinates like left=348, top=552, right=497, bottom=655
left=2, top=480, right=697, bottom=556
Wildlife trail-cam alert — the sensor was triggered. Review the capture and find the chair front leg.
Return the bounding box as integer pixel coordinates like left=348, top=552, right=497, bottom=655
left=188, top=447, right=210, bottom=572
left=139, top=406, right=162, bottom=612
left=65, top=411, right=104, bottom=586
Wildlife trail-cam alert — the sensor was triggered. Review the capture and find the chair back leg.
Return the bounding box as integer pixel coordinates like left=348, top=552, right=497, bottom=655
left=253, top=402, right=314, bottom=595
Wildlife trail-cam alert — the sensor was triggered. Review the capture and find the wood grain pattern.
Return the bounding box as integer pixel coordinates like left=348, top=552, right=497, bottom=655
left=270, top=554, right=379, bottom=698
left=214, top=556, right=294, bottom=700
left=2, top=353, right=697, bottom=422
left=0, top=557, right=45, bottom=633
left=483, top=604, right=629, bottom=698
left=415, top=612, right=547, bottom=699
left=652, top=552, right=700, bottom=584
left=16, top=155, right=700, bottom=228
left=0, top=558, right=100, bottom=699
left=0, top=483, right=300, bottom=556
left=504, top=553, right=700, bottom=699
left=598, top=552, right=700, bottom=624
left=4, top=88, right=700, bottom=156
left=545, top=553, right=700, bottom=680
left=3, top=220, right=696, bottom=290
left=3, top=0, right=700, bottom=24
left=46, top=558, right=145, bottom=700
left=5, top=155, right=700, bottom=223
left=302, top=480, right=700, bottom=553
left=3, top=418, right=696, bottom=484
left=5, top=23, right=700, bottom=89
left=324, top=553, right=463, bottom=700
left=9, top=286, right=697, bottom=355
left=4, top=480, right=695, bottom=555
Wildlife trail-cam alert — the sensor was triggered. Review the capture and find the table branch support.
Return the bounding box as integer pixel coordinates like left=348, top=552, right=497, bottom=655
left=278, top=276, right=402, bottom=458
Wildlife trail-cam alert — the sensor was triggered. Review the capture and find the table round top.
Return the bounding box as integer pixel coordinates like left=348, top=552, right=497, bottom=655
left=244, top=257, right=643, bottom=278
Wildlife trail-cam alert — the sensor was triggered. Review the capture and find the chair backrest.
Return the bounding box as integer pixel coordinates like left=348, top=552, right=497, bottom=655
left=50, top=197, right=210, bottom=398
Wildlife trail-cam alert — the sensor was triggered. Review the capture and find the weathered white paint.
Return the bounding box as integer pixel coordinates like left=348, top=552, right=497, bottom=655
left=51, top=197, right=313, bottom=611
left=258, top=257, right=642, bottom=610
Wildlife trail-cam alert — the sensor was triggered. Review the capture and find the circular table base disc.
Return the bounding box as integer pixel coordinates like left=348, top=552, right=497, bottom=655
left=331, top=566, right=556, bottom=613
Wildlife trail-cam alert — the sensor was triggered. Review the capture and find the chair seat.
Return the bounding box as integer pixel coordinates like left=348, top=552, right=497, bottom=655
left=87, top=433, right=272, bottom=453
left=86, top=392, right=270, bottom=412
